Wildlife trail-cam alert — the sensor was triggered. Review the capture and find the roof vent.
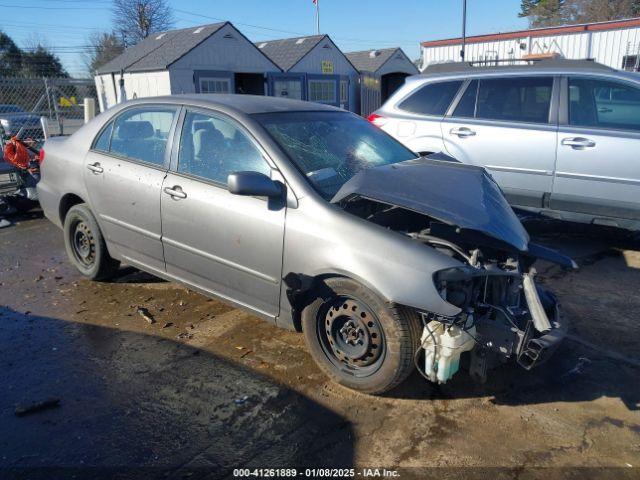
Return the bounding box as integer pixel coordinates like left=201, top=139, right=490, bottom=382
left=223, top=33, right=235, bottom=39
left=156, top=33, right=166, bottom=40
left=258, top=42, right=267, bottom=49
left=369, top=50, right=380, bottom=58
left=296, top=38, right=306, bottom=45
left=193, top=27, right=205, bottom=34
left=322, top=43, right=331, bottom=49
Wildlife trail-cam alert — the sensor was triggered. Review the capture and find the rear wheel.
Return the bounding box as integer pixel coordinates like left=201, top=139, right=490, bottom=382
left=63, top=204, right=119, bottom=281
left=302, top=277, right=421, bottom=394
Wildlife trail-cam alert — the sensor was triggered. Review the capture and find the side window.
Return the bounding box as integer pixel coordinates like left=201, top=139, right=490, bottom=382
left=569, top=77, right=640, bottom=131
left=475, top=77, right=553, bottom=124
left=397, top=81, right=463, bottom=116
left=452, top=80, right=478, bottom=118
left=93, top=121, right=113, bottom=152
left=110, top=107, right=177, bottom=166
left=178, top=111, right=271, bottom=185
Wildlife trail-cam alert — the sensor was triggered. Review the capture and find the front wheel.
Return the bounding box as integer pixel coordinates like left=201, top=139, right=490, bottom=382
left=63, top=204, right=119, bottom=281
left=302, top=277, right=421, bottom=394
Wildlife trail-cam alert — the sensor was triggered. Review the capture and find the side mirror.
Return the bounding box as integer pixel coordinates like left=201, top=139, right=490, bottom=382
left=227, top=171, right=282, bottom=198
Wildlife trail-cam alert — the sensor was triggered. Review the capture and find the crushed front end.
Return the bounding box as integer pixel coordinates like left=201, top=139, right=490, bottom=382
left=427, top=254, right=567, bottom=384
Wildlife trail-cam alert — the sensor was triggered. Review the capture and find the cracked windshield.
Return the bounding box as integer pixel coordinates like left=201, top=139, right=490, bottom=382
left=256, top=111, right=417, bottom=198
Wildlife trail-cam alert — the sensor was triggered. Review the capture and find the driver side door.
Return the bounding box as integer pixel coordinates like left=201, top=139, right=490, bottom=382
left=161, top=109, right=286, bottom=319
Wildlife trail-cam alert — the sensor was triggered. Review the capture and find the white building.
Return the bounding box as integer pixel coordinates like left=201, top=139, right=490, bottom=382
left=420, top=17, right=640, bottom=71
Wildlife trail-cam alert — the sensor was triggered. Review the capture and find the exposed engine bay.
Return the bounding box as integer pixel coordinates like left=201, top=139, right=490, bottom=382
left=340, top=196, right=569, bottom=384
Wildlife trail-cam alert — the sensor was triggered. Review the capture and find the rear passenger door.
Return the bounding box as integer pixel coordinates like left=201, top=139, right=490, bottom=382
left=552, top=76, right=640, bottom=225
left=160, top=109, right=286, bottom=319
left=84, top=105, right=178, bottom=273
left=385, top=80, right=462, bottom=155
left=442, top=76, right=558, bottom=209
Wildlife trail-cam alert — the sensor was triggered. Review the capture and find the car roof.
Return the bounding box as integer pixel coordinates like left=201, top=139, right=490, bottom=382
left=121, top=94, right=343, bottom=115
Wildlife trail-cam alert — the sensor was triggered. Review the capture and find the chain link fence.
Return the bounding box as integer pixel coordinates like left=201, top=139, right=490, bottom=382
left=0, top=77, right=97, bottom=148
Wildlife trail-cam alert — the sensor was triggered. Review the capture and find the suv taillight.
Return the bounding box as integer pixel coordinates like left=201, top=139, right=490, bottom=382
left=367, top=113, right=388, bottom=128
left=37, top=149, right=45, bottom=164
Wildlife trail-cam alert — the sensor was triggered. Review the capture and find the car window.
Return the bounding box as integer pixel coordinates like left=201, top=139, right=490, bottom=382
left=397, top=81, right=463, bottom=116
left=569, top=77, right=640, bottom=131
left=178, top=111, right=270, bottom=184
left=109, top=107, right=177, bottom=166
left=475, top=77, right=553, bottom=124
left=93, top=122, right=113, bottom=152
left=452, top=80, right=478, bottom=118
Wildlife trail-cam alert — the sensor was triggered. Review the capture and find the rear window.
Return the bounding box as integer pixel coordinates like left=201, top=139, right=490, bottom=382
left=397, top=81, right=462, bottom=116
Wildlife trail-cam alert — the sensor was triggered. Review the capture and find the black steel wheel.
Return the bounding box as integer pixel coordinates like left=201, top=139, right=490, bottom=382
left=63, top=203, right=119, bottom=281
left=302, top=277, right=421, bottom=394
left=319, top=296, right=386, bottom=377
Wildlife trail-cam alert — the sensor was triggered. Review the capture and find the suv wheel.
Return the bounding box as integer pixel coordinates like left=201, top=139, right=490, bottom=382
left=63, top=204, right=119, bottom=281
left=302, top=277, right=421, bottom=394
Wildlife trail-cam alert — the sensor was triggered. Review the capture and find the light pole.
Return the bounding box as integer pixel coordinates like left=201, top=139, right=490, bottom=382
left=461, top=0, right=467, bottom=61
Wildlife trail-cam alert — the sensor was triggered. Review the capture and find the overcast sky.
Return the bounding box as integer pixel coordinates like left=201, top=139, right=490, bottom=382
left=0, top=0, right=529, bottom=77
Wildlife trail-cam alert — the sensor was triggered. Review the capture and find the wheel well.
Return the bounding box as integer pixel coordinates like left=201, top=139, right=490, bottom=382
left=59, top=193, right=85, bottom=224
left=284, top=273, right=353, bottom=332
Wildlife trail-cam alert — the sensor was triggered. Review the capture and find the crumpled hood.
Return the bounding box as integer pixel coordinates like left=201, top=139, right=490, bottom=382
left=331, top=157, right=531, bottom=252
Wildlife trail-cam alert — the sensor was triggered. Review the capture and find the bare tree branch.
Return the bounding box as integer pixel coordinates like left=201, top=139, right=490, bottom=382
left=112, top=0, right=174, bottom=46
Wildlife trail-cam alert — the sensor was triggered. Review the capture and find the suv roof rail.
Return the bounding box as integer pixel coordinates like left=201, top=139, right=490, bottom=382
left=422, top=58, right=615, bottom=74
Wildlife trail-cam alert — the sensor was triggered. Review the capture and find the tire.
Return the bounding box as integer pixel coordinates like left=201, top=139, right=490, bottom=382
left=302, top=277, right=421, bottom=394
left=63, top=204, right=119, bottom=281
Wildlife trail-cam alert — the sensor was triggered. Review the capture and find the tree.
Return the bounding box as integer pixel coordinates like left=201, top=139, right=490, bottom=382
left=112, top=0, right=174, bottom=46
left=21, top=45, right=68, bottom=77
left=520, top=0, right=640, bottom=27
left=85, top=32, right=125, bottom=75
left=0, top=31, right=23, bottom=76
left=519, top=0, right=568, bottom=27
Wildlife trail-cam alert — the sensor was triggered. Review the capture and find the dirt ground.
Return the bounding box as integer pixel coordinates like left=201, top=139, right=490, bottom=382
left=1, top=213, right=639, bottom=480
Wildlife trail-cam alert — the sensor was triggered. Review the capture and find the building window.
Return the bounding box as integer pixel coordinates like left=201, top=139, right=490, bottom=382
left=340, top=80, right=349, bottom=104
left=622, top=55, right=638, bottom=71
left=308, top=79, right=336, bottom=103
left=199, top=77, right=231, bottom=94
left=273, top=79, right=302, bottom=100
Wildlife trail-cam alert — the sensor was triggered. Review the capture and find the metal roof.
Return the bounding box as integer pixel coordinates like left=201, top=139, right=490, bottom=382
left=96, top=23, right=227, bottom=74
left=254, top=35, right=325, bottom=71
left=345, top=48, right=413, bottom=74
left=118, top=93, right=342, bottom=114
left=421, top=17, right=640, bottom=48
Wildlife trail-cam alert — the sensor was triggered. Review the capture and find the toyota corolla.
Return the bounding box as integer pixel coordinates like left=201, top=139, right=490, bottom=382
left=37, top=95, right=572, bottom=394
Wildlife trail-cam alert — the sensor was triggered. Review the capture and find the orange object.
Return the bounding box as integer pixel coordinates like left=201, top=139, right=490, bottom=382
left=3, top=137, right=31, bottom=170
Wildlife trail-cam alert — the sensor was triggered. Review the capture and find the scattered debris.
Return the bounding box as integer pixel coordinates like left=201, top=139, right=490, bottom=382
left=240, top=350, right=253, bottom=359
left=177, top=332, right=194, bottom=340
left=34, top=275, right=43, bottom=282
left=234, top=395, right=249, bottom=405
left=15, top=398, right=60, bottom=417
left=162, top=322, right=174, bottom=329
left=137, top=307, right=155, bottom=324
left=0, top=218, right=12, bottom=229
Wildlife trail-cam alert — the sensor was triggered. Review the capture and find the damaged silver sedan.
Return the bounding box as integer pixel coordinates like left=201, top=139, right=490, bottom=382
left=37, top=95, right=573, bottom=394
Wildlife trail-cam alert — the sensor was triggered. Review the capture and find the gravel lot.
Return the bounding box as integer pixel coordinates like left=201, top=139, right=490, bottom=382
left=1, top=213, right=639, bottom=479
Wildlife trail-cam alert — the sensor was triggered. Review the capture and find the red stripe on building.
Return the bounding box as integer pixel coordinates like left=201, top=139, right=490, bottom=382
left=421, top=17, right=640, bottom=48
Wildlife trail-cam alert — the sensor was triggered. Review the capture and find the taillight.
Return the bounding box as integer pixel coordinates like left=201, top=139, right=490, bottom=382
left=367, top=113, right=388, bottom=128
left=37, top=149, right=45, bottom=164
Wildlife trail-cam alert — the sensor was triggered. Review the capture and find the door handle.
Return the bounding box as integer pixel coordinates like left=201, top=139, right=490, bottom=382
left=87, top=162, right=103, bottom=174
left=450, top=127, right=476, bottom=138
left=163, top=186, right=187, bottom=199
left=598, top=107, right=613, bottom=113
left=561, top=137, right=596, bottom=149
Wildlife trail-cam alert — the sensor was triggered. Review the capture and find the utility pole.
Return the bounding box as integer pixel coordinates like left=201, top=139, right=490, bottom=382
left=315, top=0, right=320, bottom=35
left=460, top=0, right=467, bottom=61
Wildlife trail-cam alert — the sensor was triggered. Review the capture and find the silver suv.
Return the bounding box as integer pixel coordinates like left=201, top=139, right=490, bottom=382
left=371, top=59, right=640, bottom=231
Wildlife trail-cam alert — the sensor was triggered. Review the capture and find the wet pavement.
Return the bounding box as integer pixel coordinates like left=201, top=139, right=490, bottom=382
left=1, top=213, right=639, bottom=479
